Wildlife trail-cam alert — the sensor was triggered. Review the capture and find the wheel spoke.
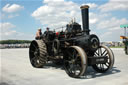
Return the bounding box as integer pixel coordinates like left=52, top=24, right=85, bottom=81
left=99, top=48, right=102, bottom=56
left=31, top=56, right=37, bottom=64
left=67, top=51, right=73, bottom=58
left=31, top=56, right=36, bottom=62
left=32, top=43, right=36, bottom=48
left=72, top=49, right=76, bottom=59
left=103, top=51, right=108, bottom=57
left=104, top=63, right=109, bottom=67
left=98, top=49, right=100, bottom=55
left=74, top=54, right=79, bottom=62
left=69, top=64, right=74, bottom=73
left=74, top=65, right=80, bottom=75
left=101, top=50, right=107, bottom=56
left=32, top=43, right=38, bottom=49
left=71, top=64, right=81, bottom=75
left=95, top=51, right=99, bottom=56
left=106, top=62, right=110, bottom=65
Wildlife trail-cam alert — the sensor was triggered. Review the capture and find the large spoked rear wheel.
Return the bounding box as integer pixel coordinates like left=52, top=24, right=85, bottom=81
left=29, top=40, right=47, bottom=68
left=64, top=46, right=87, bottom=78
left=92, top=45, right=114, bottom=73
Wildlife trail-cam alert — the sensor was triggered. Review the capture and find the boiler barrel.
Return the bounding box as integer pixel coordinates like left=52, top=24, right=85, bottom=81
left=80, top=5, right=90, bottom=35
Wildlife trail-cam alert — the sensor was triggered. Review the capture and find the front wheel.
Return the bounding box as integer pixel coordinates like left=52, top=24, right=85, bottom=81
left=64, top=46, right=87, bottom=78
left=92, top=45, right=114, bottom=73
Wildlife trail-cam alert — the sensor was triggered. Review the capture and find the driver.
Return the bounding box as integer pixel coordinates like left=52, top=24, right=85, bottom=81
left=35, top=28, right=42, bottom=40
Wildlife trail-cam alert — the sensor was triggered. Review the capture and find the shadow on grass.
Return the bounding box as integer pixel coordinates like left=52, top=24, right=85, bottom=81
left=79, top=67, right=121, bottom=79
left=0, top=82, right=10, bottom=85
left=43, top=61, right=64, bottom=70
left=38, top=62, right=121, bottom=79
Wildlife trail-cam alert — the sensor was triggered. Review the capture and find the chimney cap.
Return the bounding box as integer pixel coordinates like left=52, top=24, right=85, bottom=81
left=80, top=5, right=89, bottom=9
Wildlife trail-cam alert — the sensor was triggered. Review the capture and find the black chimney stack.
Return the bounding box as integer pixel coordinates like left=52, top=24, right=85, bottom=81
left=80, top=5, right=90, bottom=35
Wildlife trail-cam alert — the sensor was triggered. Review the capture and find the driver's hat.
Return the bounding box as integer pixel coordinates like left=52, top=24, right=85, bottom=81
left=38, top=28, right=41, bottom=30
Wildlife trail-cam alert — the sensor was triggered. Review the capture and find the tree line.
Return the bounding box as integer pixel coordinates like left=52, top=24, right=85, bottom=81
left=0, top=40, right=32, bottom=44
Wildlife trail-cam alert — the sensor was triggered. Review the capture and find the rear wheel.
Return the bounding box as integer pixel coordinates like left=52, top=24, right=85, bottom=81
left=29, top=40, right=47, bottom=68
left=64, top=46, right=87, bottom=78
left=92, top=45, right=114, bottom=73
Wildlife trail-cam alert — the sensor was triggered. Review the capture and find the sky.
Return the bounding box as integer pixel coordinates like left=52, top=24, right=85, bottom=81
left=0, top=0, right=128, bottom=41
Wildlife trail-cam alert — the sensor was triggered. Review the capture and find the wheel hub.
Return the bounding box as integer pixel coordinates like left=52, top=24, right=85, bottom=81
left=34, top=49, right=39, bottom=56
left=71, top=59, right=75, bottom=63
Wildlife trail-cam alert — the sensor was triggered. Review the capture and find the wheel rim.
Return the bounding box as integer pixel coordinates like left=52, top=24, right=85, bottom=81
left=29, top=41, right=43, bottom=67
left=64, top=46, right=87, bottom=78
left=93, top=45, right=114, bottom=72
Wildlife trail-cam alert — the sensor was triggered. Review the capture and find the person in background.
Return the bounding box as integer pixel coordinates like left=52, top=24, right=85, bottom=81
left=44, top=27, right=50, bottom=40
left=43, top=27, right=52, bottom=55
left=44, top=27, right=49, bottom=35
left=35, top=28, right=42, bottom=40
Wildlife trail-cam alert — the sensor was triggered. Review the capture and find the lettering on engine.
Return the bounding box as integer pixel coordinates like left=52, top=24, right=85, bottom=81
left=96, top=58, right=105, bottom=62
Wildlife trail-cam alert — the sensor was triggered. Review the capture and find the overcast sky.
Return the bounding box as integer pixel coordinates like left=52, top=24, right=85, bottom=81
left=0, top=0, right=128, bottom=41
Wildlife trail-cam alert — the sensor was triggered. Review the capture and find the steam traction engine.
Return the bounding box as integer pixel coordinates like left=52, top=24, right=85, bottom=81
left=29, top=5, right=115, bottom=78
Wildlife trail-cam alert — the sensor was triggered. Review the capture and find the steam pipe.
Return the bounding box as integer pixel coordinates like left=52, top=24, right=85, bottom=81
left=80, top=5, right=90, bottom=35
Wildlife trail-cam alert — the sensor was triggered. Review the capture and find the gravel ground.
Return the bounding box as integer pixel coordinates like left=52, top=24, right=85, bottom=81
left=0, top=48, right=128, bottom=85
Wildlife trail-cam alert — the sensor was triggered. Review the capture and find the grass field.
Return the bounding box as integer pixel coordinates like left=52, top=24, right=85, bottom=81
left=110, top=46, right=124, bottom=48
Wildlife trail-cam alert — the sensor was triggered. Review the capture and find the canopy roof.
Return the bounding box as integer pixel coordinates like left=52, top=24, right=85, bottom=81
left=120, top=24, right=128, bottom=28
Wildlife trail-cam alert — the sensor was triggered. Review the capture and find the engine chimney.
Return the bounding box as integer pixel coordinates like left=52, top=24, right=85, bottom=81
left=80, top=5, right=90, bottom=35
